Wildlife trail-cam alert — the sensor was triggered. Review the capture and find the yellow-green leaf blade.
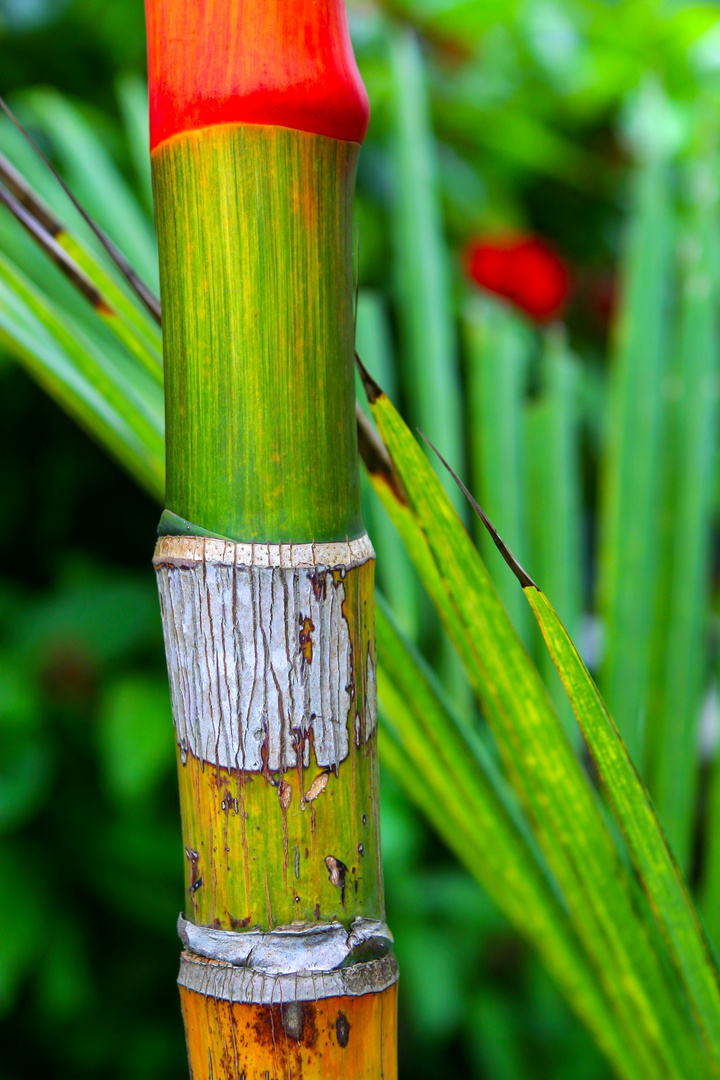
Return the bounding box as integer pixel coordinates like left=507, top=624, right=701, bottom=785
left=526, top=584, right=720, bottom=1067
left=376, top=597, right=641, bottom=1080
left=361, top=368, right=709, bottom=1078
left=0, top=251, right=164, bottom=501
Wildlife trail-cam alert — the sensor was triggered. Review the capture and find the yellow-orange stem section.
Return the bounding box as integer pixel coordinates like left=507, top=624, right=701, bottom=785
left=181, top=980, right=398, bottom=1079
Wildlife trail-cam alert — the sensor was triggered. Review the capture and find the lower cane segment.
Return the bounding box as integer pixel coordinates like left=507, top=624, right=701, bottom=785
left=178, top=937, right=399, bottom=1079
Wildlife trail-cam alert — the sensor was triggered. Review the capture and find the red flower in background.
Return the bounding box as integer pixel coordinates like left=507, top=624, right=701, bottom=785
left=465, top=235, right=570, bottom=322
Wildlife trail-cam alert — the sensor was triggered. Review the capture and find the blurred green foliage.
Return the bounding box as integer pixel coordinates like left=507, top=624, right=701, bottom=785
left=3, top=0, right=720, bottom=1077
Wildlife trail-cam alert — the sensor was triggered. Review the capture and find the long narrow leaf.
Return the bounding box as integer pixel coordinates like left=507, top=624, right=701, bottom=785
left=0, top=252, right=164, bottom=500
left=598, top=86, right=675, bottom=765
left=0, top=179, right=162, bottom=383
left=357, top=291, right=421, bottom=641
left=375, top=597, right=641, bottom=1080
left=525, top=328, right=583, bottom=743
left=20, top=91, right=159, bottom=292
left=359, top=360, right=709, bottom=1078
left=526, top=586, right=720, bottom=1066
left=388, top=27, right=465, bottom=514
left=0, top=122, right=161, bottom=354
left=116, top=75, right=154, bottom=217
left=701, top=743, right=720, bottom=951
left=427, top=427, right=720, bottom=1071
left=653, top=148, right=720, bottom=867
left=464, top=294, right=532, bottom=647
left=0, top=95, right=161, bottom=324
left=388, top=25, right=470, bottom=706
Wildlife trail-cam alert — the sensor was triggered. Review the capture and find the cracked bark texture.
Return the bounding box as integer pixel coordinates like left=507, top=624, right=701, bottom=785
left=155, top=537, right=377, bottom=773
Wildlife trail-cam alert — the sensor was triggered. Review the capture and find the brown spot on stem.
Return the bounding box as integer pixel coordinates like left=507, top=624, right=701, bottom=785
left=299, top=614, right=314, bottom=665
left=221, top=789, right=239, bottom=814
left=186, top=847, right=201, bottom=890
left=281, top=1001, right=317, bottom=1047
left=278, top=780, right=292, bottom=811
left=325, top=855, right=348, bottom=905
left=252, top=1002, right=318, bottom=1053
left=307, top=569, right=327, bottom=603
left=252, top=1008, right=275, bottom=1049
left=336, top=1011, right=351, bottom=1048
left=185, top=846, right=202, bottom=920
left=305, top=772, right=329, bottom=803
left=282, top=1001, right=305, bottom=1043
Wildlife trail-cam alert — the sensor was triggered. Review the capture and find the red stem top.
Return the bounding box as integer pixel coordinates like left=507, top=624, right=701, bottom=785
left=145, top=0, right=370, bottom=151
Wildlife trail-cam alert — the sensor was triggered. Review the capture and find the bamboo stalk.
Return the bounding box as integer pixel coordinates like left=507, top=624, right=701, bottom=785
left=145, top=3, right=397, bottom=1075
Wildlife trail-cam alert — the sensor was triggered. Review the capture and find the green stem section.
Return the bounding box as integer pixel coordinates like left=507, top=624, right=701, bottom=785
left=153, top=124, right=363, bottom=543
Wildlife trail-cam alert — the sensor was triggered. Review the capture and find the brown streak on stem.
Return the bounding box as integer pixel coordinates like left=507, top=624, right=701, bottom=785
left=264, top=864, right=273, bottom=928
left=278, top=780, right=291, bottom=892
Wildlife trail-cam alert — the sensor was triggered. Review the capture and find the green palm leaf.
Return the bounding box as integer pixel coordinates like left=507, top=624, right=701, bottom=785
left=426, top=428, right=720, bottom=1067
left=358, top=358, right=713, bottom=1077
left=375, top=596, right=640, bottom=1080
